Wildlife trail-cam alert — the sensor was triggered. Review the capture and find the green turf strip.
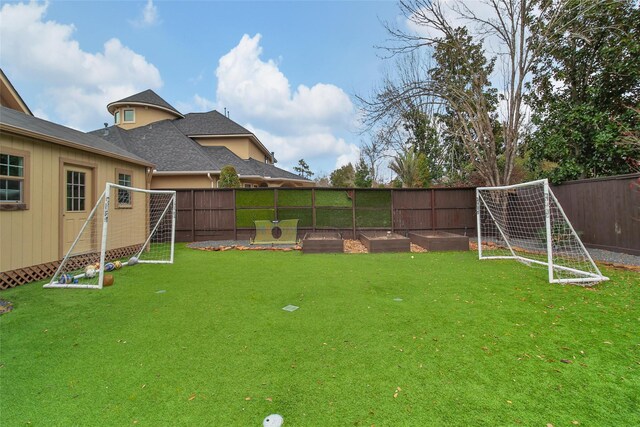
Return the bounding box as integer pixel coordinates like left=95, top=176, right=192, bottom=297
left=1, top=246, right=638, bottom=425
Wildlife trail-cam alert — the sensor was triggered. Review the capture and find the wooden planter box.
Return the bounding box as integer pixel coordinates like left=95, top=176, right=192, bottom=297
left=302, top=232, right=344, bottom=254
left=409, top=231, right=469, bottom=251
left=359, top=231, right=410, bottom=253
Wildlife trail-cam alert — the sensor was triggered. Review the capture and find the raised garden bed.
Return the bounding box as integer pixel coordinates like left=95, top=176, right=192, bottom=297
left=302, top=232, right=344, bottom=254
left=409, top=231, right=469, bottom=251
left=359, top=231, right=410, bottom=253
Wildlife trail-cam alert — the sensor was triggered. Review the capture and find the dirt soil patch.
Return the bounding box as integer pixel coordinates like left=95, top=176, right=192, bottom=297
left=344, top=239, right=427, bottom=254
left=0, top=300, right=14, bottom=315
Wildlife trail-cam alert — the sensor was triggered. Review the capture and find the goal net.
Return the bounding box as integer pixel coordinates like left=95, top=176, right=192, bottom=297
left=476, top=179, right=607, bottom=285
left=45, top=183, right=176, bottom=289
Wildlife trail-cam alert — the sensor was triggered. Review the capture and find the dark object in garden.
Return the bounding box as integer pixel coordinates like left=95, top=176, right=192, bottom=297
left=409, top=231, right=469, bottom=252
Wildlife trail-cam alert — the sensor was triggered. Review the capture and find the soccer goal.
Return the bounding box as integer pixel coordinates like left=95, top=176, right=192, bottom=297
left=44, top=183, right=176, bottom=289
left=476, top=179, right=607, bottom=285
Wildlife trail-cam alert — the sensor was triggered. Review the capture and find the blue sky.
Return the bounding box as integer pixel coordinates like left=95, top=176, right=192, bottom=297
left=0, top=0, right=403, bottom=176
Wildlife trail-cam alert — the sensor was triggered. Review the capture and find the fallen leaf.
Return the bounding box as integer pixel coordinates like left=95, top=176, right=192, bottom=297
left=393, top=392, right=398, bottom=398
left=265, top=397, right=273, bottom=402
left=188, top=393, right=196, bottom=401
left=547, top=424, right=554, bottom=427
left=560, top=359, right=573, bottom=364
left=571, top=421, right=580, bottom=425
left=244, top=397, right=251, bottom=401
left=506, top=400, right=512, bottom=404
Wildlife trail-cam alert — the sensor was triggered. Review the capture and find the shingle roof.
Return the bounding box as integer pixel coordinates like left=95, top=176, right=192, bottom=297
left=0, top=106, right=152, bottom=166
left=92, top=121, right=218, bottom=172
left=200, top=146, right=305, bottom=180
left=107, top=89, right=182, bottom=117
left=173, top=111, right=252, bottom=136
left=89, top=100, right=309, bottom=182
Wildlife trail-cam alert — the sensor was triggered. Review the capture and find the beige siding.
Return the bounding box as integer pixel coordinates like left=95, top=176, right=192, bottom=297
left=151, top=174, right=217, bottom=189
left=195, top=136, right=251, bottom=159
left=0, top=132, right=147, bottom=273
left=114, top=106, right=179, bottom=130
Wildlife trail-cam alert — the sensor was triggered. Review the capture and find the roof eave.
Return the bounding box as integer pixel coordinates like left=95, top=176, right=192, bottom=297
left=0, top=123, right=155, bottom=168
left=107, top=101, right=185, bottom=118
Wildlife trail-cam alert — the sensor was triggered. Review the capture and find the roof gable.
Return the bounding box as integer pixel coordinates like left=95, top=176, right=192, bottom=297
left=0, top=69, right=32, bottom=115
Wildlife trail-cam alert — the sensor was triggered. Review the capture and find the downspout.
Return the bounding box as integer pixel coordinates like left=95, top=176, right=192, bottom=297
left=146, top=167, right=154, bottom=189
left=207, top=173, right=215, bottom=189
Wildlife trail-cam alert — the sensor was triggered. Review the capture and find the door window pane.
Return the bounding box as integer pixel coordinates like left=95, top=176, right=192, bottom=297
left=66, top=170, right=86, bottom=211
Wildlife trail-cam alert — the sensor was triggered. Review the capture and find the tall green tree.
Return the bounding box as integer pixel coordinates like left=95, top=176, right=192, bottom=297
left=293, top=159, right=314, bottom=179
left=330, top=163, right=355, bottom=187
left=218, top=165, right=241, bottom=188
left=527, top=0, right=640, bottom=183
left=354, top=157, right=373, bottom=188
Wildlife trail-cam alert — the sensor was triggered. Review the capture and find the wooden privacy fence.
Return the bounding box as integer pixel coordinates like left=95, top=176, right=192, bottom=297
left=169, top=173, right=639, bottom=253
left=551, top=173, right=640, bottom=255
left=172, top=187, right=477, bottom=242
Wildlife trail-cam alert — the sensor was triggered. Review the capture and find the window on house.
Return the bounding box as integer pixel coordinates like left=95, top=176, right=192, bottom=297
left=117, top=171, right=132, bottom=207
left=123, top=109, right=135, bottom=123
left=114, top=110, right=120, bottom=124
left=244, top=184, right=252, bottom=188
left=66, top=171, right=86, bottom=211
left=0, top=152, right=29, bottom=208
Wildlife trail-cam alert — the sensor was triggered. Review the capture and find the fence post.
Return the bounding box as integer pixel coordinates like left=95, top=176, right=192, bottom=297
left=352, top=189, right=356, bottom=239
left=431, top=189, right=436, bottom=230
left=391, top=189, right=395, bottom=233
left=233, top=189, right=237, bottom=241
left=312, top=188, right=316, bottom=232
left=191, top=189, right=195, bottom=241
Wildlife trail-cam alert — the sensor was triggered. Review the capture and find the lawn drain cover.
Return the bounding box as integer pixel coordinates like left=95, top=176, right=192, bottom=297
left=282, top=305, right=299, bottom=312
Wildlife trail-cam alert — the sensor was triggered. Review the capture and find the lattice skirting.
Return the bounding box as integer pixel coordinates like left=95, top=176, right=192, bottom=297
left=0, top=245, right=141, bottom=290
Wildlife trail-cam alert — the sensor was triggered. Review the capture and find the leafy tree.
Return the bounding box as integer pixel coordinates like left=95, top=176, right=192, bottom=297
left=293, top=158, right=314, bottom=179
left=330, top=163, right=355, bottom=187
left=527, top=0, right=640, bottom=183
left=354, top=157, right=373, bottom=188
left=360, top=0, right=587, bottom=186
left=389, top=149, right=430, bottom=187
left=402, top=106, right=443, bottom=181
left=218, top=165, right=241, bottom=188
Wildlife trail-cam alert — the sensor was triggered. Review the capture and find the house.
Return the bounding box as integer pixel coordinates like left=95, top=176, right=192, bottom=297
left=92, top=90, right=313, bottom=189
left=0, top=70, right=153, bottom=289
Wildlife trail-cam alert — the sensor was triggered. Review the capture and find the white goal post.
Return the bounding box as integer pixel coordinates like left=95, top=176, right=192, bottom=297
left=45, top=183, right=176, bottom=289
left=476, top=179, right=608, bottom=285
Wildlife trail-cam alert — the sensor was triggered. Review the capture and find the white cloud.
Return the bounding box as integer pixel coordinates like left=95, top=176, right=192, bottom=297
left=0, top=2, right=162, bottom=130
left=175, top=94, right=216, bottom=114
left=131, top=0, right=160, bottom=28
left=216, top=34, right=360, bottom=172
left=247, top=125, right=360, bottom=171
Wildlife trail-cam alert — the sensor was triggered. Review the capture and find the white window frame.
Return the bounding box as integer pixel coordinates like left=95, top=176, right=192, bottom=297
left=116, top=169, right=133, bottom=208
left=0, top=148, right=30, bottom=210
left=123, top=108, right=135, bottom=123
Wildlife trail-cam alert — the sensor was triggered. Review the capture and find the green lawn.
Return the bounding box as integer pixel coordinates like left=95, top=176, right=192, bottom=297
left=1, top=245, right=638, bottom=426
